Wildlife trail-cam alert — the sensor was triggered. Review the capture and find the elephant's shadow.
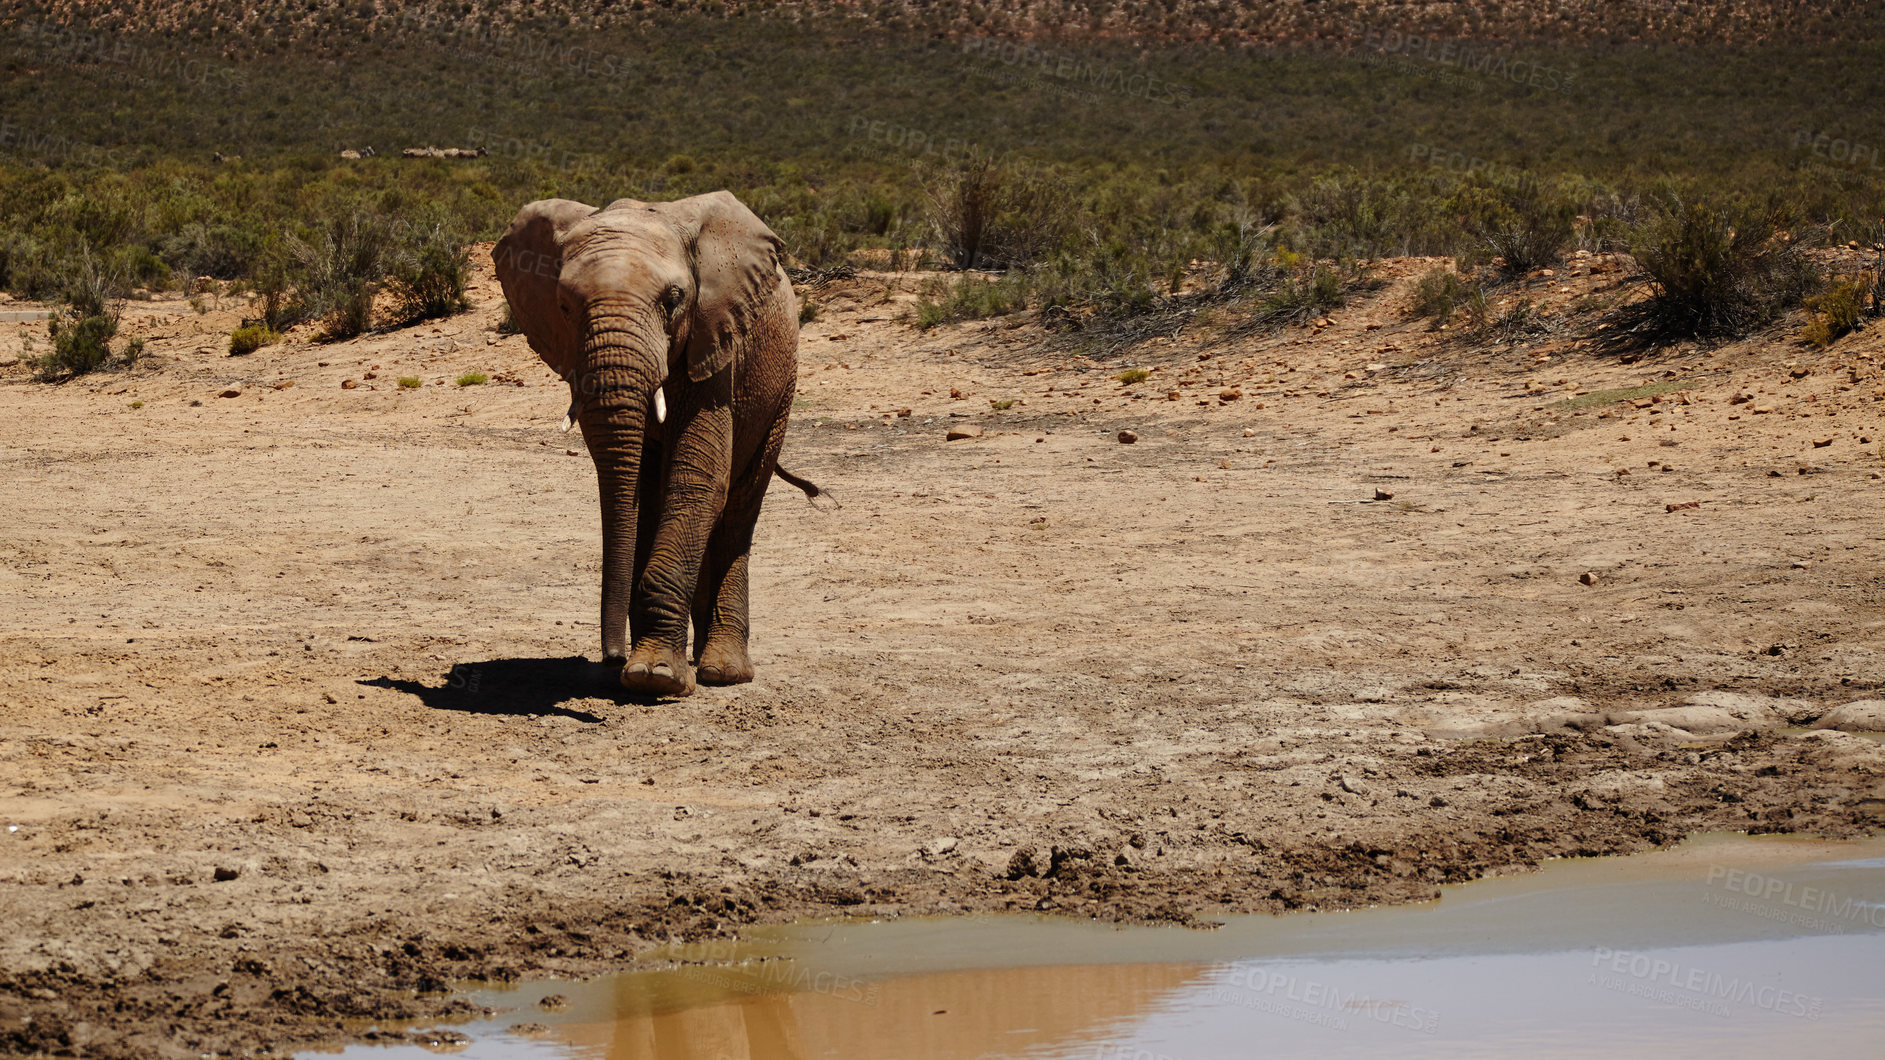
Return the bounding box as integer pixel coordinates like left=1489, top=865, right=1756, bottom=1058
left=361, top=656, right=651, bottom=723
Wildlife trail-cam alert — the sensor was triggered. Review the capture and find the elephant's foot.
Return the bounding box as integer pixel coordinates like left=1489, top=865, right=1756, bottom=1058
left=694, top=642, right=754, bottom=686
left=620, top=645, right=694, bottom=697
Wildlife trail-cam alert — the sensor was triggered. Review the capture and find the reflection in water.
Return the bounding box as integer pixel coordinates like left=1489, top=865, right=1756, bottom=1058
left=561, top=963, right=1205, bottom=1060
left=316, top=833, right=1885, bottom=1060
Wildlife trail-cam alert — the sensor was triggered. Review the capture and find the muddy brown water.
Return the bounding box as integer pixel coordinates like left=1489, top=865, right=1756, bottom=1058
left=307, top=832, right=1885, bottom=1060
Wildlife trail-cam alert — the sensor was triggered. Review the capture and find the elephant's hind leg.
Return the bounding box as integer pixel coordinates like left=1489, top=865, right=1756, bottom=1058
left=692, top=418, right=787, bottom=686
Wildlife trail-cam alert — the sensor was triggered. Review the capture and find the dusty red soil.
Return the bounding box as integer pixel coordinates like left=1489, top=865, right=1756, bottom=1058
left=2, top=248, right=1884, bottom=1058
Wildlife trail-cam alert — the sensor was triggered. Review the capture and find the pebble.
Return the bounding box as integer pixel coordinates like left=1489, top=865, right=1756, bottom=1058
left=946, top=425, right=983, bottom=441
left=218, top=389, right=241, bottom=398
left=1339, top=775, right=1369, bottom=795
left=924, top=836, right=960, bottom=857
left=341, top=379, right=358, bottom=389
left=1373, top=488, right=1394, bottom=500
left=1813, top=437, right=1834, bottom=447
left=1117, top=430, right=1138, bottom=444
left=1579, top=572, right=1599, bottom=586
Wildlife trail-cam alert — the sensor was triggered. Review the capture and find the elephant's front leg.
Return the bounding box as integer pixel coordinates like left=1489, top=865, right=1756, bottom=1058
left=622, top=392, right=731, bottom=697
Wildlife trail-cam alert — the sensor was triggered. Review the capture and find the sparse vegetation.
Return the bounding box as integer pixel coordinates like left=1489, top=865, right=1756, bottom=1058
left=35, top=247, right=126, bottom=381
left=456, top=372, right=488, bottom=386
left=397, top=376, right=422, bottom=389
left=1632, top=198, right=1824, bottom=339
left=228, top=324, right=281, bottom=356
left=1115, top=368, right=1150, bottom=384
left=1803, top=273, right=1873, bottom=348
left=1411, top=267, right=1484, bottom=326
left=384, top=217, right=473, bottom=326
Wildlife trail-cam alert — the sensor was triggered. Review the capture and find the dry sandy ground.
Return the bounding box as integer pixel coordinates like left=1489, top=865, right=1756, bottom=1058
left=2, top=248, right=1884, bottom=1058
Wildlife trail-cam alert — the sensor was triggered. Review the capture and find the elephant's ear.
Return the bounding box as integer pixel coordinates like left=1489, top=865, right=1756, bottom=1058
left=492, top=198, right=596, bottom=381
left=662, top=191, right=786, bottom=383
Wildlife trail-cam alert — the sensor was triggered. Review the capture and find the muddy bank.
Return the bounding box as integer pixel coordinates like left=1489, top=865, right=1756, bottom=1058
left=3, top=258, right=1884, bottom=1058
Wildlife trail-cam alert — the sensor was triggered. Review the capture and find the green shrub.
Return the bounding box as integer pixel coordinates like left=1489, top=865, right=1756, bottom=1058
left=397, top=376, right=422, bottom=389
left=456, top=371, right=488, bottom=386
left=924, top=153, right=1068, bottom=270
left=1115, top=368, right=1150, bottom=384
left=1452, top=179, right=1578, bottom=276
left=384, top=218, right=472, bottom=326
left=288, top=211, right=389, bottom=341
left=228, top=324, right=281, bottom=355
left=496, top=302, right=523, bottom=335
left=1632, top=198, right=1823, bottom=338
left=1244, top=260, right=1351, bottom=330
left=1803, top=273, right=1873, bottom=347
left=35, top=248, right=123, bottom=381
left=1411, top=267, right=1483, bottom=325
left=799, top=299, right=820, bottom=324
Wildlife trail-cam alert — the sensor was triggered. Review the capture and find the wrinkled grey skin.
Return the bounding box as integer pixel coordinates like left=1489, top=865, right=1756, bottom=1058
left=494, top=192, right=799, bottom=697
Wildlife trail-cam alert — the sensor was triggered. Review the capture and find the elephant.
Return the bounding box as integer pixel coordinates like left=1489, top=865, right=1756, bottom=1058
left=494, top=191, right=809, bottom=697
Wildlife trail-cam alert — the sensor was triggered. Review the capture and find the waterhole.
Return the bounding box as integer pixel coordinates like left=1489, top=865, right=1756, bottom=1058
left=322, top=832, right=1885, bottom=1059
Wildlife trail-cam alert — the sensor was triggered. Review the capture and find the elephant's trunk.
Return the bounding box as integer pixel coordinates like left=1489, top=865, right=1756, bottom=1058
left=573, top=310, right=665, bottom=662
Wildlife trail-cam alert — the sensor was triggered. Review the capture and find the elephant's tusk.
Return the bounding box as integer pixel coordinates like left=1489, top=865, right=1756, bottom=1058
left=654, top=388, right=667, bottom=424
left=561, top=398, right=578, bottom=433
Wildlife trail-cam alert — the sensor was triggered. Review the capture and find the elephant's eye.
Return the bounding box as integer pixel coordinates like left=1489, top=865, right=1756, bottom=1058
left=660, top=285, right=684, bottom=312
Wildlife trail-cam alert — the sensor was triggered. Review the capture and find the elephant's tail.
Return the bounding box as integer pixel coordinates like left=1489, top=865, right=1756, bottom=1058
left=774, top=465, right=840, bottom=509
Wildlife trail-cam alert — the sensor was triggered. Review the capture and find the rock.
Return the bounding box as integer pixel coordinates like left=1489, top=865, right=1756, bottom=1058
left=1579, top=572, right=1599, bottom=586
left=946, top=425, right=983, bottom=441
left=1614, top=692, right=1808, bottom=735
left=1428, top=796, right=1448, bottom=808
left=1004, top=849, right=1040, bottom=879
left=1811, top=700, right=1885, bottom=732
left=218, top=389, right=241, bottom=398
left=896, top=408, right=912, bottom=417
left=537, top=995, right=570, bottom=1011
left=1219, top=388, right=1241, bottom=401
left=1243, top=428, right=1256, bottom=437
left=213, top=866, right=240, bottom=881
left=1117, top=430, right=1138, bottom=444
left=923, top=836, right=959, bottom=857
left=341, top=379, right=358, bottom=389
left=1339, top=775, right=1369, bottom=795
left=1813, top=437, right=1834, bottom=447
left=1373, top=488, right=1394, bottom=501
left=271, top=380, right=294, bottom=390
left=1666, top=500, right=1700, bottom=512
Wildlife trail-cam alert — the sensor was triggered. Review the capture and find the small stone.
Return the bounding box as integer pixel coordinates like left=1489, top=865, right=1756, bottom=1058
left=946, top=425, right=983, bottom=441
left=896, top=408, right=912, bottom=417
left=1428, top=796, right=1448, bottom=808
left=1751, top=406, right=1774, bottom=415
left=212, top=866, right=240, bottom=882
left=218, top=389, right=241, bottom=399
left=1219, top=388, right=1241, bottom=402
left=537, top=995, right=570, bottom=1012
left=1813, top=437, right=1834, bottom=447
left=1242, top=427, right=1256, bottom=437
left=1117, top=430, right=1138, bottom=444
left=1665, top=500, right=1700, bottom=512
left=341, top=379, right=358, bottom=389
left=564, top=449, right=580, bottom=456
left=1339, top=775, right=1369, bottom=795
left=271, top=380, right=294, bottom=390
left=1579, top=572, right=1599, bottom=586
left=923, top=836, right=959, bottom=857
left=1373, top=488, right=1394, bottom=500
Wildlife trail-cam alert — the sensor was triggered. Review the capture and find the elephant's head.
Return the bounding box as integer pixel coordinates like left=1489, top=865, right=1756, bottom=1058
left=493, top=192, right=787, bottom=662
